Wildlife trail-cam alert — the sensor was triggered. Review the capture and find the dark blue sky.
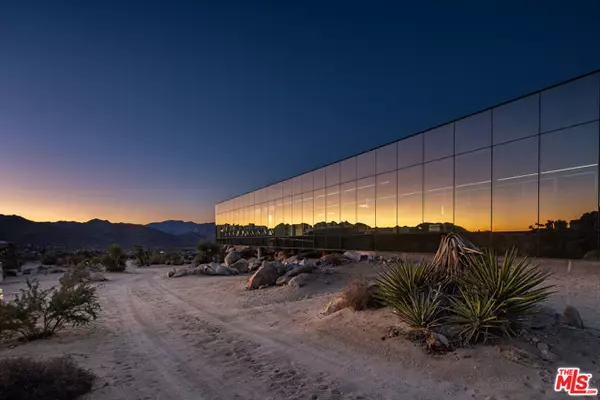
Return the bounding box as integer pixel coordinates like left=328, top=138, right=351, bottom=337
left=1, top=1, right=599, bottom=223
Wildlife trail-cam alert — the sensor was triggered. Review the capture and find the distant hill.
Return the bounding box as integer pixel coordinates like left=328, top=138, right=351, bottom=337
left=0, top=215, right=206, bottom=249
left=146, top=220, right=215, bottom=238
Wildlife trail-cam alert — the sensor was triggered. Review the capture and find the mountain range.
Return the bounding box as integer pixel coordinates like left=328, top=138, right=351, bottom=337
left=0, top=215, right=215, bottom=249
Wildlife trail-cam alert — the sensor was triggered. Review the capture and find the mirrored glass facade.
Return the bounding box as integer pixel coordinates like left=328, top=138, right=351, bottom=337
left=215, top=71, right=600, bottom=259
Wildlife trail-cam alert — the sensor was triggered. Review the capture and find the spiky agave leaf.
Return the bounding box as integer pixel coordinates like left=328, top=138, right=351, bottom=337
left=390, top=289, right=443, bottom=329
left=448, top=288, right=512, bottom=345
left=461, top=248, right=554, bottom=323
left=375, top=259, right=438, bottom=307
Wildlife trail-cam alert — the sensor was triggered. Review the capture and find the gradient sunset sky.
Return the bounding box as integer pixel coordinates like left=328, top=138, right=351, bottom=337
left=2, top=1, right=600, bottom=224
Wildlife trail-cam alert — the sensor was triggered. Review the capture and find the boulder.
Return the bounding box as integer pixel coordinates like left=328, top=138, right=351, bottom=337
left=284, top=255, right=299, bottom=265
left=280, top=263, right=317, bottom=280
left=225, top=251, right=242, bottom=266
left=230, top=258, right=249, bottom=273
left=288, top=273, right=311, bottom=288
left=168, top=268, right=188, bottom=278
left=247, top=261, right=286, bottom=290
left=563, top=305, right=584, bottom=328
left=248, top=262, right=261, bottom=272
left=276, top=275, right=292, bottom=286
left=322, top=297, right=347, bottom=315
left=343, top=251, right=362, bottom=262
left=89, top=271, right=108, bottom=281
left=216, top=265, right=240, bottom=276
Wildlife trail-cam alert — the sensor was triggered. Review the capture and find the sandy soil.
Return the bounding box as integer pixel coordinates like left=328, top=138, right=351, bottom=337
left=1, top=262, right=599, bottom=400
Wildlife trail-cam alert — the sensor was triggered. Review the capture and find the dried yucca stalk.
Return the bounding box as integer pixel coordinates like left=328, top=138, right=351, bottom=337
left=431, top=233, right=481, bottom=283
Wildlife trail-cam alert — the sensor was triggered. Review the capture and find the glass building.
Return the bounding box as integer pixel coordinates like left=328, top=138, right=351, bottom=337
left=215, top=70, right=600, bottom=259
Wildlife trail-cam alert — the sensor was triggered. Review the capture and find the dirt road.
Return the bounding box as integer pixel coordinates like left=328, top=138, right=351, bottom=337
left=1, top=265, right=598, bottom=400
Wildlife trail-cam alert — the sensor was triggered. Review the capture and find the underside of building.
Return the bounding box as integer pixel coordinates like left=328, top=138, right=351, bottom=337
left=215, top=70, right=600, bottom=259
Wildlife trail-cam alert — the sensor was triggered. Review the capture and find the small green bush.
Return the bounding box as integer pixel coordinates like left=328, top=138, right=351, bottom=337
left=101, top=244, right=126, bottom=272
left=0, top=279, right=101, bottom=341
left=0, top=356, right=95, bottom=400
left=391, top=290, right=443, bottom=329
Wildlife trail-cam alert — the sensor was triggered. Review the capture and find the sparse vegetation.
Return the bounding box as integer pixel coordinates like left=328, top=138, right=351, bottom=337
left=342, top=276, right=378, bottom=311
left=133, top=245, right=151, bottom=267
left=0, top=279, right=101, bottom=341
left=102, top=244, right=126, bottom=272
left=196, top=241, right=221, bottom=264
left=0, top=356, right=95, bottom=400
left=376, top=234, right=553, bottom=346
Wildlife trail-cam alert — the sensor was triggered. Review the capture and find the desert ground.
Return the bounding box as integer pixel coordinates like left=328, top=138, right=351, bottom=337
left=1, top=261, right=599, bottom=400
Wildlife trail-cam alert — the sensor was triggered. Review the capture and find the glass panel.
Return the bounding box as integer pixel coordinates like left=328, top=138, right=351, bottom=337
left=292, top=194, right=303, bottom=225
left=282, top=197, right=292, bottom=228
left=254, top=204, right=261, bottom=227
left=274, top=199, right=283, bottom=228
left=540, top=121, right=598, bottom=232
left=397, top=165, right=423, bottom=230
left=313, top=189, right=326, bottom=228
left=376, top=171, right=397, bottom=228
left=302, top=172, right=313, bottom=193
left=455, top=149, right=491, bottom=232
left=246, top=206, right=254, bottom=226
left=424, top=123, right=454, bottom=161
left=357, top=150, right=376, bottom=179
left=292, top=176, right=303, bottom=195
left=357, top=176, right=376, bottom=228
left=326, top=184, right=340, bottom=223
left=376, top=143, right=397, bottom=173
left=302, top=191, right=314, bottom=227
left=341, top=157, right=357, bottom=183
left=455, top=110, right=491, bottom=154
left=326, top=163, right=341, bottom=186
left=492, top=137, right=538, bottom=231
left=493, top=94, right=539, bottom=144
left=398, top=134, right=423, bottom=169
left=272, top=183, right=282, bottom=201
left=341, top=181, right=357, bottom=224
left=541, top=73, right=599, bottom=133
left=314, top=168, right=326, bottom=189
left=282, top=179, right=292, bottom=198
left=261, top=203, right=268, bottom=228
left=424, top=158, right=453, bottom=227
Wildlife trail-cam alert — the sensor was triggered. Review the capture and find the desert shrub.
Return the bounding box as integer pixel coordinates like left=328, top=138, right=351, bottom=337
left=133, top=245, right=150, bottom=267
left=0, top=279, right=100, bottom=341
left=196, top=241, right=221, bottom=264
left=448, top=289, right=511, bottom=344
left=342, top=276, right=378, bottom=311
left=0, top=356, right=95, bottom=400
left=391, top=290, right=443, bottom=329
left=431, top=233, right=481, bottom=285
left=376, top=239, right=553, bottom=345
left=149, top=252, right=166, bottom=265
left=449, top=249, right=553, bottom=344
left=101, top=244, right=126, bottom=272
left=376, top=260, right=439, bottom=307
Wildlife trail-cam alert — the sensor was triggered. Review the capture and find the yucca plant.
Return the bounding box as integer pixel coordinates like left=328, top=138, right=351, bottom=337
left=461, top=248, right=554, bottom=323
left=431, top=233, right=481, bottom=284
left=448, top=288, right=512, bottom=345
left=391, top=290, right=443, bottom=329
left=375, top=260, right=438, bottom=307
